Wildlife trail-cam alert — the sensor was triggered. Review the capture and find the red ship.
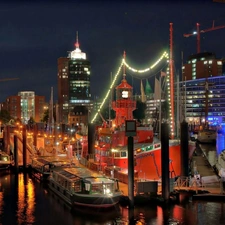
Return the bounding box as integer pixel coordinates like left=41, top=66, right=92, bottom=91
left=81, top=71, right=195, bottom=181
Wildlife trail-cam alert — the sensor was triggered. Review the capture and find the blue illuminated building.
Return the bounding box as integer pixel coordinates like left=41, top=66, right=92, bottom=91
left=176, top=52, right=225, bottom=130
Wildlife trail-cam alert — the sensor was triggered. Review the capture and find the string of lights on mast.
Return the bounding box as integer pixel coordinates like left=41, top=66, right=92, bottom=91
left=91, top=50, right=174, bottom=137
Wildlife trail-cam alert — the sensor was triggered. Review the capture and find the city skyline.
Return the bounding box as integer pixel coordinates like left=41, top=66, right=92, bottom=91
left=0, top=0, right=225, bottom=103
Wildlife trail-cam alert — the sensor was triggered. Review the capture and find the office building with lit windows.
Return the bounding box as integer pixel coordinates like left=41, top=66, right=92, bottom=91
left=182, top=52, right=223, bottom=80
left=1, top=91, right=46, bottom=123
left=177, top=76, right=225, bottom=125
left=176, top=52, right=225, bottom=126
left=57, top=33, right=91, bottom=124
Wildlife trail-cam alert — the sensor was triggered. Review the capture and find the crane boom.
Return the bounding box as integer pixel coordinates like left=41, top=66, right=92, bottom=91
left=183, top=21, right=225, bottom=53
left=0, top=78, right=19, bottom=82
left=201, top=24, right=225, bottom=33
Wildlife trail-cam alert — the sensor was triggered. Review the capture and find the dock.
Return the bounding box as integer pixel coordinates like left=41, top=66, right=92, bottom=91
left=119, top=142, right=225, bottom=204
left=174, top=142, right=225, bottom=201
left=22, top=141, right=225, bottom=204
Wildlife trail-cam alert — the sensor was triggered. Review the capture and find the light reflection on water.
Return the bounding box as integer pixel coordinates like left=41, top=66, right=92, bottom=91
left=0, top=171, right=225, bottom=225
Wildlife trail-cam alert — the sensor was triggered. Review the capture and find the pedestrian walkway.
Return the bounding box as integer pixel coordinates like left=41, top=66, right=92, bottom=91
left=174, top=142, right=225, bottom=195
left=192, top=144, right=216, bottom=176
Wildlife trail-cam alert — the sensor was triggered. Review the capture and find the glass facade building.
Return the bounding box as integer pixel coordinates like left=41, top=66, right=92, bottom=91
left=177, top=76, right=225, bottom=126
left=58, top=35, right=91, bottom=123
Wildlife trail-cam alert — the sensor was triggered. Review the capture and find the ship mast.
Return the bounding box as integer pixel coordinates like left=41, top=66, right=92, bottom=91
left=169, top=23, right=175, bottom=139
left=48, top=87, right=54, bottom=134
left=123, top=51, right=126, bottom=80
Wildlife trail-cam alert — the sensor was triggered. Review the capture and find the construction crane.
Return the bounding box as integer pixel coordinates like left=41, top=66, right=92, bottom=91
left=0, top=78, right=19, bottom=82
left=184, top=21, right=225, bottom=53
left=213, top=0, right=225, bottom=3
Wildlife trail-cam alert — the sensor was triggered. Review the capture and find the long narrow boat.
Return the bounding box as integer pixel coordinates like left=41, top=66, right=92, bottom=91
left=29, top=155, right=74, bottom=181
left=48, top=167, right=123, bottom=208
left=0, top=150, right=14, bottom=169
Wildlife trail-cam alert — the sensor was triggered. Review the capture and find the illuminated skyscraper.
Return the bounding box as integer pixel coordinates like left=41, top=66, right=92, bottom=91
left=57, top=32, right=91, bottom=123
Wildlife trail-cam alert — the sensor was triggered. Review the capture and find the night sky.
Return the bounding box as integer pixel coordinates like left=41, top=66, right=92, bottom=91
left=0, top=0, right=225, bottom=103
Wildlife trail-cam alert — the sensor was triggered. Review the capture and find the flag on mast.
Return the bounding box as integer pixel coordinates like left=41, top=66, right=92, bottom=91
left=154, top=78, right=161, bottom=101
left=140, top=79, right=146, bottom=102
left=161, top=71, right=167, bottom=77
left=145, top=79, right=153, bottom=98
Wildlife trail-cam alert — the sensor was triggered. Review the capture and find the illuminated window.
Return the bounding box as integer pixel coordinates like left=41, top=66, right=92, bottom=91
left=204, top=61, right=208, bottom=64
left=192, top=64, right=196, bottom=67
left=209, top=60, right=212, bottom=64
left=192, top=59, right=197, bottom=63
left=217, top=61, right=222, bottom=65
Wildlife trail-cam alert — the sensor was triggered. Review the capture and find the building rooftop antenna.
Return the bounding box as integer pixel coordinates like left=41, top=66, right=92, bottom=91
left=75, top=31, right=80, bottom=49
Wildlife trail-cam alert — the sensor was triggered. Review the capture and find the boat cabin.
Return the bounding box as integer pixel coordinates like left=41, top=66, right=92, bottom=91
left=50, top=167, right=119, bottom=195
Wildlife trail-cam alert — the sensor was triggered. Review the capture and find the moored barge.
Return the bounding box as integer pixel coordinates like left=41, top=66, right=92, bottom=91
left=48, top=166, right=123, bottom=208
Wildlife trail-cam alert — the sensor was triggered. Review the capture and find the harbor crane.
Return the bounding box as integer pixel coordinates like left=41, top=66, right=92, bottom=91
left=184, top=21, right=225, bottom=53
left=0, top=78, right=19, bottom=82
left=213, top=0, right=225, bottom=3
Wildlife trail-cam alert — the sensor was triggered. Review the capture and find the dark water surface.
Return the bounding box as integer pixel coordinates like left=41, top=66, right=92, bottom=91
left=0, top=171, right=225, bottom=225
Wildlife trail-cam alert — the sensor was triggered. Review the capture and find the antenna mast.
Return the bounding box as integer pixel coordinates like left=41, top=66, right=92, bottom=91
left=75, top=31, right=79, bottom=48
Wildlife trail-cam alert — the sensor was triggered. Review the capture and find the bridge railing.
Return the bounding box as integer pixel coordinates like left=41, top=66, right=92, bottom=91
left=174, top=176, right=190, bottom=189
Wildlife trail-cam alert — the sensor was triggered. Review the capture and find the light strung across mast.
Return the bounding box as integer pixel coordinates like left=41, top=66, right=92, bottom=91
left=91, top=51, right=169, bottom=124
left=169, top=23, right=175, bottom=139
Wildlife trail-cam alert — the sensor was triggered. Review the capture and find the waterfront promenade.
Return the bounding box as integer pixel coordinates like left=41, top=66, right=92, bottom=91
left=190, top=143, right=222, bottom=192
left=173, top=142, right=225, bottom=202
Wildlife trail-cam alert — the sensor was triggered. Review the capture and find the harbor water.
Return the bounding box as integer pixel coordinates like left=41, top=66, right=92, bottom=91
left=0, top=135, right=225, bottom=225
left=0, top=171, right=225, bottom=225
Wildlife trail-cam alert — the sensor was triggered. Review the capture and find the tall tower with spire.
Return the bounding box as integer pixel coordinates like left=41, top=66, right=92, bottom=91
left=57, top=32, right=91, bottom=124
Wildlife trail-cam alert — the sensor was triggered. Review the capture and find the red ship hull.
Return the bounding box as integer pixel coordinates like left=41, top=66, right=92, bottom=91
left=112, top=141, right=196, bottom=181
left=135, top=144, right=191, bottom=180
left=134, top=141, right=196, bottom=180
left=81, top=133, right=196, bottom=181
